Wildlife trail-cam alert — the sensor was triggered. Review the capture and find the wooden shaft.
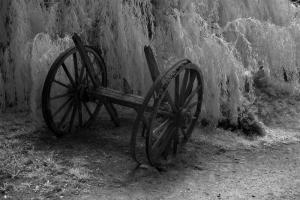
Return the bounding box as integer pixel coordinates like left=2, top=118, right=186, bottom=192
left=86, top=87, right=154, bottom=110
left=72, top=33, right=101, bottom=87
left=144, top=46, right=161, bottom=82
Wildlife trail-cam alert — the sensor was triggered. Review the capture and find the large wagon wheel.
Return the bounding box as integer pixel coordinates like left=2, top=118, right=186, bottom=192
left=42, top=46, right=107, bottom=137
left=131, top=60, right=203, bottom=166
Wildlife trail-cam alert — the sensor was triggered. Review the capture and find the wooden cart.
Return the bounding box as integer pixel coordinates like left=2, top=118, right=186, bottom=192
left=42, top=33, right=204, bottom=167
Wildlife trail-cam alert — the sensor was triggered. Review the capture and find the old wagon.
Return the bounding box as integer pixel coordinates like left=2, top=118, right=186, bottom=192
left=42, top=33, right=203, bottom=167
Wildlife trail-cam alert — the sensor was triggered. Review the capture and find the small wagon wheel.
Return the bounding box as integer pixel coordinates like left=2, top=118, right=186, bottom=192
left=42, top=46, right=107, bottom=137
left=131, top=60, right=204, bottom=166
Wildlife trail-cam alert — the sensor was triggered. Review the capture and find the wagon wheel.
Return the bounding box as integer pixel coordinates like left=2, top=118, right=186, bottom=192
left=42, top=46, right=107, bottom=137
left=131, top=60, right=203, bottom=166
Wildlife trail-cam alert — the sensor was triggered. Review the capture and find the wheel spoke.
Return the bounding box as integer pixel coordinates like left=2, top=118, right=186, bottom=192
left=73, top=53, right=79, bottom=85
left=182, top=85, right=201, bottom=108
left=79, top=66, right=85, bottom=83
left=69, top=102, right=77, bottom=132
left=52, top=97, right=72, bottom=117
left=173, top=127, right=179, bottom=154
left=86, top=65, right=96, bottom=88
left=54, top=80, right=71, bottom=89
left=151, top=125, right=176, bottom=160
left=179, top=70, right=189, bottom=106
left=57, top=100, right=73, bottom=129
left=166, top=93, right=177, bottom=112
left=175, top=75, right=180, bottom=106
left=180, top=127, right=188, bottom=140
left=85, top=69, right=89, bottom=86
left=83, top=102, right=92, bottom=117
left=62, top=63, right=75, bottom=86
left=50, top=92, right=71, bottom=100
left=152, top=119, right=171, bottom=138
left=186, top=102, right=198, bottom=111
left=78, top=102, right=83, bottom=127
left=184, top=71, right=196, bottom=100
left=157, top=110, right=174, bottom=118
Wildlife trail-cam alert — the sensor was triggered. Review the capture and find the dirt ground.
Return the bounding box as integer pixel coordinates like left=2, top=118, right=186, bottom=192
left=0, top=107, right=300, bottom=200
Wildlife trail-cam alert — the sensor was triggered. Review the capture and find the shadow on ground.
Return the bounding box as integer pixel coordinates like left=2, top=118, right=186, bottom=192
left=1, top=112, right=218, bottom=199
left=1, top=111, right=299, bottom=200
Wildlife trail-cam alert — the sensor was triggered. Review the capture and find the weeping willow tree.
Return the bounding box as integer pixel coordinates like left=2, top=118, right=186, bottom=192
left=291, top=0, right=300, bottom=5
left=0, top=0, right=299, bottom=132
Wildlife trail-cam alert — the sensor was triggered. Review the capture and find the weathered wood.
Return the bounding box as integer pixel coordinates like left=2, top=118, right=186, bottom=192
left=87, top=87, right=150, bottom=109
left=144, top=46, right=161, bottom=82
left=144, top=45, right=178, bottom=112
left=104, top=101, right=121, bottom=127
left=72, top=33, right=101, bottom=87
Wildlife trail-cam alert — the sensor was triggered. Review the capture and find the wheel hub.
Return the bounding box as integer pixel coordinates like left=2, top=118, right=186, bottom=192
left=176, top=109, right=192, bottom=127
left=71, top=84, right=89, bottom=101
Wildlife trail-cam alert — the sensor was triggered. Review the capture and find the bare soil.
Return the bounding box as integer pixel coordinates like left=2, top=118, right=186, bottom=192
left=0, top=108, right=299, bottom=200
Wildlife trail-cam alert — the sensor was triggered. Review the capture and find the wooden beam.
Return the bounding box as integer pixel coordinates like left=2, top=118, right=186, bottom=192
left=144, top=46, right=161, bottom=82
left=87, top=87, right=149, bottom=109
left=72, top=33, right=101, bottom=87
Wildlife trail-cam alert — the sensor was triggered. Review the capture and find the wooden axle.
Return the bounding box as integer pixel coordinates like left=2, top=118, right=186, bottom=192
left=86, top=87, right=154, bottom=111
left=87, top=87, right=145, bottom=109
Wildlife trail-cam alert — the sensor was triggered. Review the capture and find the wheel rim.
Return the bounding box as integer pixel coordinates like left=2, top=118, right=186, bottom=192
left=147, top=63, right=202, bottom=165
left=131, top=61, right=203, bottom=166
left=42, top=46, right=107, bottom=136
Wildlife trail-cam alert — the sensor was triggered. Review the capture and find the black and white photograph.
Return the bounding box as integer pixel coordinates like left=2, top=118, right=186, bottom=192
left=0, top=0, right=299, bottom=199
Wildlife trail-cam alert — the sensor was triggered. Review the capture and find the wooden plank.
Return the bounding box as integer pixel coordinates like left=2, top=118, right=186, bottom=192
left=144, top=46, right=161, bottom=82
left=104, top=102, right=120, bottom=127
left=87, top=87, right=147, bottom=109
left=72, top=33, right=101, bottom=87
left=144, top=45, right=177, bottom=112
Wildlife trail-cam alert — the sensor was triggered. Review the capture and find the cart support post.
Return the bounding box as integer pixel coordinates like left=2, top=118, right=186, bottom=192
left=72, top=33, right=120, bottom=126
left=144, top=46, right=161, bottom=82
left=144, top=46, right=178, bottom=112
left=72, top=33, right=101, bottom=88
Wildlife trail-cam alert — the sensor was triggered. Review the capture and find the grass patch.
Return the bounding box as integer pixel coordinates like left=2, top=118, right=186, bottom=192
left=0, top=114, right=92, bottom=199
